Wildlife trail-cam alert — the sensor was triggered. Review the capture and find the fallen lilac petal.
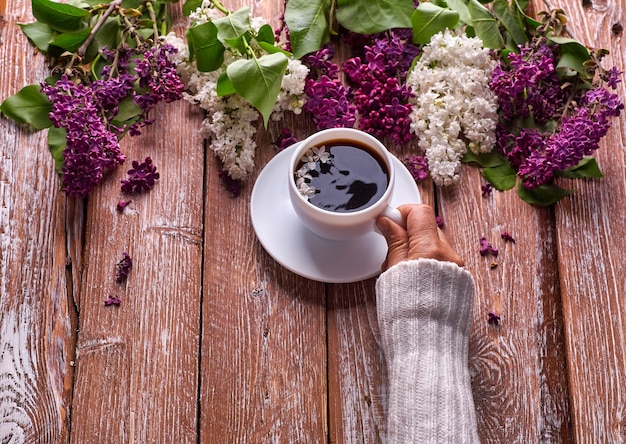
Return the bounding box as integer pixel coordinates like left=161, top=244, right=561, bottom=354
left=488, top=312, right=501, bottom=326
left=105, top=295, right=122, bottom=306
left=116, top=199, right=132, bottom=212
left=501, top=232, right=516, bottom=243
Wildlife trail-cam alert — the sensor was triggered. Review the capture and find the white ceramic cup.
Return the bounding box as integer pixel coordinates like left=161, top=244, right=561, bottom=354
left=288, top=128, right=404, bottom=241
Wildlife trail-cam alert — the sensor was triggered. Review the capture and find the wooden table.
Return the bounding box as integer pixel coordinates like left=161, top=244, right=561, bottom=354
left=1, top=0, right=625, bottom=442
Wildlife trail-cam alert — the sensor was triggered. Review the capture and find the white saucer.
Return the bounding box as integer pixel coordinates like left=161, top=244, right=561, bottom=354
left=250, top=143, right=421, bottom=283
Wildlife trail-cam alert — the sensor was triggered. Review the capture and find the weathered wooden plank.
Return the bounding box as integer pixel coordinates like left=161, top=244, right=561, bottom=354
left=434, top=0, right=585, bottom=439
left=439, top=169, right=572, bottom=443
left=67, top=4, right=206, bottom=440
left=546, top=0, right=626, bottom=441
left=200, top=90, right=329, bottom=441
left=327, top=280, right=386, bottom=443
left=0, top=2, right=76, bottom=442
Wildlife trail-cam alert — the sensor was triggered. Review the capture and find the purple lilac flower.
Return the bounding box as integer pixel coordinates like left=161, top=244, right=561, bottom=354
left=403, top=155, right=429, bottom=182
left=490, top=44, right=565, bottom=126
left=479, top=237, right=499, bottom=257
left=304, top=47, right=357, bottom=129
left=518, top=88, right=623, bottom=188
left=487, top=312, right=501, bottom=326
left=132, top=44, right=185, bottom=135
left=41, top=75, right=126, bottom=197
left=481, top=183, right=493, bottom=197
left=605, top=66, right=622, bottom=89
left=343, top=32, right=416, bottom=144
left=115, top=252, right=132, bottom=283
left=104, top=295, right=122, bottom=306
left=501, top=232, right=516, bottom=243
left=121, top=157, right=160, bottom=194
left=116, top=199, right=132, bottom=213
left=274, top=128, right=298, bottom=151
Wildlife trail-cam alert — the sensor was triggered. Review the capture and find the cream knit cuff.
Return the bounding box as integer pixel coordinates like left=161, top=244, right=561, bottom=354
left=375, top=259, right=479, bottom=443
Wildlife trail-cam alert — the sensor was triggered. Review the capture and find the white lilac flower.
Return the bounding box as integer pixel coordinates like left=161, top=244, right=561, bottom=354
left=299, top=145, right=331, bottom=171
left=272, top=59, right=309, bottom=121
left=312, top=145, right=331, bottom=163
left=297, top=181, right=317, bottom=198
left=189, top=1, right=223, bottom=24
left=173, top=5, right=309, bottom=181
left=406, top=29, right=498, bottom=186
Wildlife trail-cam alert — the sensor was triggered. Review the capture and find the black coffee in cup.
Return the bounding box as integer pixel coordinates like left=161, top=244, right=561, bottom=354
left=294, top=139, right=389, bottom=213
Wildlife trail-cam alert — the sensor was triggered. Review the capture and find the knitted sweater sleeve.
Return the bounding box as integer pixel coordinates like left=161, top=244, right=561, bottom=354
left=375, top=258, right=480, bottom=443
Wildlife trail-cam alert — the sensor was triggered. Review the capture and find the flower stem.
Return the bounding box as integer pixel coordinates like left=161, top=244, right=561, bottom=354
left=210, top=0, right=230, bottom=15
left=77, top=0, right=123, bottom=58
left=146, top=2, right=159, bottom=44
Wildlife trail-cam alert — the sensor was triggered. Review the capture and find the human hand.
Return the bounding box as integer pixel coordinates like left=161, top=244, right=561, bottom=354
left=376, top=204, right=464, bottom=272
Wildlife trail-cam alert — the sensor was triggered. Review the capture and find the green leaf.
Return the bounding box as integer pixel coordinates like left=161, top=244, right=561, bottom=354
left=187, top=21, right=225, bottom=72
left=482, top=163, right=517, bottom=191
left=0, top=84, right=52, bottom=130
left=462, top=150, right=508, bottom=168
left=492, top=0, right=528, bottom=46
left=336, top=0, right=413, bottom=35
left=216, top=71, right=237, bottom=96
left=93, top=18, right=120, bottom=56
left=256, top=24, right=275, bottom=44
left=32, top=0, right=89, bottom=32
left=555, top=156, right=604, bottom=179
left=183, top=0, right=203, bottom=16
left=113, top=95, right=142, bottom=123
left=517, top=182, right=573, bottom=206
left=19, top=21, right=55, bottom=52
left=412, top=2, right=459, bottom=45
left=445, top=0, right=472, bottom=25
left=48, top=126, right=67, bottom=174
left=285, top=0, right=331, bottom=59
left=49, top=27, right=91, bottom=53
left=226, top=52, right=289, bottom=127
left=224, top=34, right=249, bottom=54
left=213, top=7, right=250, bottom=43
left=468, top=0, right=505, bottom=49
left=549, top=37, right=591, bottom=76
left=258, top=41, right=292, bottom=56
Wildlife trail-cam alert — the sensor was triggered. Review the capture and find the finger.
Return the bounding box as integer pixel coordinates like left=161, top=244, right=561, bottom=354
left=376, top=215, right=409, bottom=270
left=436, top=227, right=465, bottom=267
left=398, top=204, right=440, bottom=242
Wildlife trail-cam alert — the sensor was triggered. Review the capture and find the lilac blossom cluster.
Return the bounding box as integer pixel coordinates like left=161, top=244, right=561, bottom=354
left=490, top=45, right=564, bottom=126
left=42, top=76, right=127, bottom=197
left=406, top=29, right=499, bottom=186
left=491, top=43, right=624, bottom=189
left=42, top=43, right=184, bottom=197
left=131, top=44, right=185, bottom=135
left=169, top=2, right=309, bottom=184
left=342, top=31, right=418, bottom=144
left=304, top=46, right=357, bottom=129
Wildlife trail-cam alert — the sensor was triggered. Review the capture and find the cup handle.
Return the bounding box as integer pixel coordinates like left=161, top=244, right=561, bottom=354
left=380, top=205, right=406, bottom=229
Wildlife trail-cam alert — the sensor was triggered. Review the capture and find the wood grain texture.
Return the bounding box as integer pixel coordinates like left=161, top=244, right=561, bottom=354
left=200, top=103, right=329, bottom=442
left=546, top=0, right=626, bottom=441
left=68, top=4, right=206, bottom=440
left=69, top=96, right=205, bottom=443
left=1, top=0, right=625, bottom=442
left=438, top=166, right=572, bottom=443
left=327, top=280, right=386, bottom=444
left=0, top=3, right=75, bottom=442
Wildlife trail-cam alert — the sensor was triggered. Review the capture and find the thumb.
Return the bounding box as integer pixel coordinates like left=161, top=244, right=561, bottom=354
left=377, top=216, right=409, bottom=271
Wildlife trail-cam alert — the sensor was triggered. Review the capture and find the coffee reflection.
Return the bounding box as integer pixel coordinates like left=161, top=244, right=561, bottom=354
left=295, top=140, right=389, bottom=213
